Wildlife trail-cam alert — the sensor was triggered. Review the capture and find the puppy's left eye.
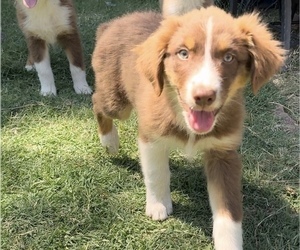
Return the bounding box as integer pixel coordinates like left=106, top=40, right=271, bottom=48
left=223, top=53, right=234, bottom=63
left=177, top=49, right=189, bottom=60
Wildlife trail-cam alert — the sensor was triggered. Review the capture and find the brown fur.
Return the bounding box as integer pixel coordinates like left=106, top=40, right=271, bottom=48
left=204, top=150, right=243, bottom=221
left=92, top=6, right=285, bottom=232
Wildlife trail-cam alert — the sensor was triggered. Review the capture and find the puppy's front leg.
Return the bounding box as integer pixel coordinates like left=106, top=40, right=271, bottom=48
left=138, top=138, right=172, bottom=221
left=204, top=150, right=243, bottom=250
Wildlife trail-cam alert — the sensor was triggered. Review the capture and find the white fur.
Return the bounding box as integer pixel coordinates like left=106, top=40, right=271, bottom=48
left=183, top=18, right=222, bottom=134
left=197, top=133, right=242, bottom=151
left=138, top=139, right=172, bottom=220
left=69, top=64, right=92, bottom=94
left=184, top=133, right=196, bottom=159
left=162, top=0, right=209, bottom=17
left=213, top=216, right=243, bottom=250
left=25, top=64, right=35, bottom=71
left=100, top=124, right=119, bottom=154
left=34, top=48, right=56, bottom=96
left=182, top=131, right=241, bottom=158
left=22, top=0, right=72, bottom=44
left=162, top=130, right=242, bottom=154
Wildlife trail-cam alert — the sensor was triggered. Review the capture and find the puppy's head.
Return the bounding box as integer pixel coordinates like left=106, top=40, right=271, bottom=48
left=136, top=7, right=286, bottom=135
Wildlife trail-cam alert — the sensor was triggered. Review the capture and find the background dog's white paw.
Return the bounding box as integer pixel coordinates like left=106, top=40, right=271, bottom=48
left=146, top=201, right=173, bottom=221
left=74, top=82, right=92, bottom=95
left=70, top=65, right=92, bottom=94
left=40, top=84, right=57, bottom=96
left=100, top=124, right=119, bottom=154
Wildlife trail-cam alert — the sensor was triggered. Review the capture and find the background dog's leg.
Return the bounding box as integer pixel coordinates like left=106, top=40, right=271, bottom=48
left=57, top=32, right=92, bottom=95
left=204, top=150, right=243, bottom=250
left=27, top=36, right=56, bottom=96
left=138, top=138, right=172, bottom=221
left=25, top=39, right=34, bottom=71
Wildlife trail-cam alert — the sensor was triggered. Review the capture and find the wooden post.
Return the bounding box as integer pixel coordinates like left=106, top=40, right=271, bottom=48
left=229, top=0, right=238, bottom=16
left=281, top=0, right=292, bottom=50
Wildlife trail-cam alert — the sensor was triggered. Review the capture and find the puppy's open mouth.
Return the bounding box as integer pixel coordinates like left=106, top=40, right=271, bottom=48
left=187, top=108, right=216, bottom=134
left=176, top=89, right=221, bottom=134
left=23, top=0, right=37, bottom=8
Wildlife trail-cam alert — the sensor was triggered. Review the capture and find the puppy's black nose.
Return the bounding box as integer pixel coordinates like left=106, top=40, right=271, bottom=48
left=193, top=90, right=216, bottom=106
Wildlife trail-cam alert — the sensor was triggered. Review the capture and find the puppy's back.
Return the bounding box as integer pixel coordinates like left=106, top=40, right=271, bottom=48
left=92, top=12, right=162, bottom=110
left=93, top=12, right=162, bottom=66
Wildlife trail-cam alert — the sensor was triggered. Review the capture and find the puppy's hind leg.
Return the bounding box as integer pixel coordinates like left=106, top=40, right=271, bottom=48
left=95, top=112, right=119, bottom=155
left=92, top=94, right=120, bottom=154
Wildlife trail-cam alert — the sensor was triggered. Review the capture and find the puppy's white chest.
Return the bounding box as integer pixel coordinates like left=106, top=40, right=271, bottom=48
left=184, top=134, right=197, bottom=159
left=23, top=2, right=72, bottom=44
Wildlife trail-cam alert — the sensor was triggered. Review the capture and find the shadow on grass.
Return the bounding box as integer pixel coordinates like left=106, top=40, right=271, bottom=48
left=2, top=149, right=297, bottom=249
left=110, top=154, right=298, bottom=250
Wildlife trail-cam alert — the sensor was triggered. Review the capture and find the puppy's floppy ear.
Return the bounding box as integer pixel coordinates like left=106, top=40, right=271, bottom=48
left=135, top=17, right=180, bottom=96
left=236, top=13, right=286, bottom=94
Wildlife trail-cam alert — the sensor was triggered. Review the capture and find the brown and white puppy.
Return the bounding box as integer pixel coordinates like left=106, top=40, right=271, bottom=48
left=92, top=7, right=285, bottom=250
left=159, top=0, right=214, bottom=17
left=15, top=0, right=92, bottom=96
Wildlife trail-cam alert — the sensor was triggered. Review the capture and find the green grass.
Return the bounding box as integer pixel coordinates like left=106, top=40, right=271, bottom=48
left=1, top=0, right=299, bottom=249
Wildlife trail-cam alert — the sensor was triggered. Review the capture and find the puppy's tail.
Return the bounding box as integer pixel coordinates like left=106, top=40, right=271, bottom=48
left=96, top=23, right=110, bottom=40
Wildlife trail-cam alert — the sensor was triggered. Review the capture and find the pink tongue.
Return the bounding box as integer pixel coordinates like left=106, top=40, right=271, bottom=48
left=188, top=110, right=214, bottom=133
left=23, top=0, right=37, bottom=8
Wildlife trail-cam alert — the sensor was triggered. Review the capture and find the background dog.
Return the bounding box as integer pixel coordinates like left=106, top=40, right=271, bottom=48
left=159, top=0, right=214, bottom=17
left=15, top=0, right=92, bottom=96
left=92, top=6, right=285, bottom=250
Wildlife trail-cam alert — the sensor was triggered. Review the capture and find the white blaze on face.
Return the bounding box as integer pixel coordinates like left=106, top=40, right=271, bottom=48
left=185, top=17, right=221, bottom=109
left=181, top=17, right=223, bottom=135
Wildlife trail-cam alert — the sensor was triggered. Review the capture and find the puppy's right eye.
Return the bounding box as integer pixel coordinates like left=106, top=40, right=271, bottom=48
left=177, top=49, right=189, bottom=60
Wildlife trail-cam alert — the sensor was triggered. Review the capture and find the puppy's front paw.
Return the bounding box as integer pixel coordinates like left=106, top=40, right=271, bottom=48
left=100, top=124, right=119, bottom=154
left=213, top=216, right=243, bottom=250
left=146, top=201, right=173, bottom=221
